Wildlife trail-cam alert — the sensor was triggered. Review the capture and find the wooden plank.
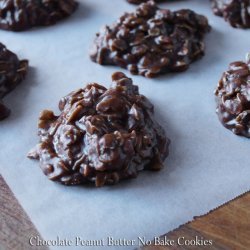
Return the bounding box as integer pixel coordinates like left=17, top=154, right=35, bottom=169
left=140, top=192, right=250, bottom=250
left=0, top=175, right=48, bottom=250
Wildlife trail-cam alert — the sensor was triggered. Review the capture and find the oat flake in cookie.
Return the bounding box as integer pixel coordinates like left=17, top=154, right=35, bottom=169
left=0, top=0, right=78, bottom=31
left=90, top=1, right=211, bottom=78
left=211, top=0, right=250, bottom=28
left=28, top=72, right=170, bottom=187
left=215, top=54, right=250, bottom=137
left=0, top=43, right=28, bottom=120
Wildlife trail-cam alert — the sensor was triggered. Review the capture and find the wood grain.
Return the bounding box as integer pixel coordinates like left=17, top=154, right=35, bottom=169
left=0, top=175, right=48, bottom=250
left=140, top=192, right=250, bottom=250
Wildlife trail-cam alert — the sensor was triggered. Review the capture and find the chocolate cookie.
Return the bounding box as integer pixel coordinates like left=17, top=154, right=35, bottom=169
left=211, top=0, right=250, bottom=28
left=0, top=43, right=28, bottom=120
left=0, top=0, right=78, bottom=31
left=215, top=54, right=250, bottom=137
left=28, top=72, right=170, bottom=187
left=90, top=1, right=211, bottom=78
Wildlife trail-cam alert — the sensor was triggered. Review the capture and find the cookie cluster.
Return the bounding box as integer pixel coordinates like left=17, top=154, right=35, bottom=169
left=215, top=55, right=250, bottom=137
left=0, top=43, right=28, bottom=120
left=90, top=1, right=210, bottom=78
left=28, top=72, right=170, bottom=186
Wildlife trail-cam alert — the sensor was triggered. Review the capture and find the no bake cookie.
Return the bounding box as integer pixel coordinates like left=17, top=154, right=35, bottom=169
left=0, top=43, right=28, bottom=120
left=211, top=0, right=250, bottom=28
left=215, top=54, right=250, bottom=137
left=0, top=0, right=78, bottom=31
left=90, top=1, right=211, bottom=78
left=28, top=72, right=170, bottom=187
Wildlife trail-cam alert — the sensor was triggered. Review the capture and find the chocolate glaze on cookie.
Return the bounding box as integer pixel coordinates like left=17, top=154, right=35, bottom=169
left=215, top=54, right=250, bottom=137
left=211, top=0, right=250, bottom=28
left=90, top=1, right=211, bottom=78
left=28, top=72, right=170, bottom=187
left=0, top=43, right=28, bottom=120
left=0, top=0, right=78, bottom=31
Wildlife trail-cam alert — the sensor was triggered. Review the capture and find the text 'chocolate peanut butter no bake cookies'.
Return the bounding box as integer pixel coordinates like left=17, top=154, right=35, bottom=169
left=0, top=43, right=28, bottom=120
left=28, top=72, right=170, bottom=187
left=215, top=54, right=250, bottom=137
left=90, top=1, right=211, bottom=78
left=0, top=0, right=78, bottom=31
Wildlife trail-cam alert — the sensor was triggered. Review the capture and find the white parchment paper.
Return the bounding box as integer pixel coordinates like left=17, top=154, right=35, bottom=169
left=1, top=0, right=250, bottom=249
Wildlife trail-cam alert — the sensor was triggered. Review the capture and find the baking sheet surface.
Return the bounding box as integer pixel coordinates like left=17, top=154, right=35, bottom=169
left=0, top=0, right=250, bottom=249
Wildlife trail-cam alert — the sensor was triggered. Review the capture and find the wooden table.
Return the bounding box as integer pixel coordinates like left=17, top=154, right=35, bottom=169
left=1, top=175, right=249, bottom=250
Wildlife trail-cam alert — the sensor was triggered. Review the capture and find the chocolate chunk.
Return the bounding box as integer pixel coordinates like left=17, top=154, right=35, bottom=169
left=0, top=0, right=78, bottom=31
left=0, top=43, right=28, bottom=120
left=90, top=1, right=211, bottom=78
left=28, top=72, right=170, bottom=187
left=211, top=0, right=250, bottom=28
left=215, top=54, right=250, bottom=137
